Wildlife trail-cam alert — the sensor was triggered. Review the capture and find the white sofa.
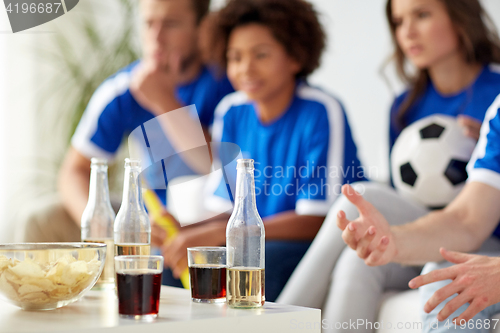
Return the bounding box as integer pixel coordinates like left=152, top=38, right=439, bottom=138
left=378, top=290, right=500, bottom=333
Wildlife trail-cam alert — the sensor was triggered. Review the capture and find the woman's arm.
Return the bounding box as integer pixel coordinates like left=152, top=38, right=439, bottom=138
left=263, top=211, right=325, bottom=241
left=164, top=210, right=325, bottom=277
left=58, top=147, right=92, bottom=226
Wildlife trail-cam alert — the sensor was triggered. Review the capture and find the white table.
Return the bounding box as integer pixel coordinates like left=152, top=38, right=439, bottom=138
left=0, top=286, right=321, bottom=333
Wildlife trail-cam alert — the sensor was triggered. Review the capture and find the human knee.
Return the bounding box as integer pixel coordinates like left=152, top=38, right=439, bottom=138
left=326, top=191, right=363, bottom=222
left=421, top=261, right=453, bottom=276
left=334, top=248, right=376, bottom=280
left=23, top=200, right=78, bottom=242
left=419, top=262, right=455, bottom=308
left=23, top=205, right=57, bottom=242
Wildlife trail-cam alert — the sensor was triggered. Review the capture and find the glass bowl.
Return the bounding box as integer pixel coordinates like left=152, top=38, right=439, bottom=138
left=0, top=243, right=106, bottom=310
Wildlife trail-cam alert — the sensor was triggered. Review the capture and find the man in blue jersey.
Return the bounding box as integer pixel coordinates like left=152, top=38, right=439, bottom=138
left=339, top=94, right=500, bottom=333
left=24, top=0, right=233, bottom=242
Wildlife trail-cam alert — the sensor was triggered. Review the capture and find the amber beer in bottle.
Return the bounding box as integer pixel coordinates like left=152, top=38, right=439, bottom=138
left=226, top=159, right=265, bottom=308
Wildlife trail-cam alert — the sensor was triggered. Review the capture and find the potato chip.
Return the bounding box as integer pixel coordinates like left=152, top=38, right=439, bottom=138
left=60, top=261, right=89, bottom=286
left=20, top=291, right=48, bottom=301
left=73, top=274, right=93, bottom=293
left=10, top=259, right=45, bottom=279
left=25, top=296, right=50, bottom=305
left=21, top=277, right=56, bottom=292
left=46, top=262, right=65, bottom=284
left=0, top=256, right=14, bottom=272
left=51, top=286, right=73, bottom=300
left=87, top=259, right=101, bottom=276
left=4, top=269, right=21, bottom=287
left=0, top=253, right=101, bottom=307
left=0, top=274, right=18, bottom=300
left=18, top=283, right=44, bottom=296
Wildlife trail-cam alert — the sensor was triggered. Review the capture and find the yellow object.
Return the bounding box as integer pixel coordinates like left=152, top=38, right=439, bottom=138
left=143, top=189, right=190, bottom=289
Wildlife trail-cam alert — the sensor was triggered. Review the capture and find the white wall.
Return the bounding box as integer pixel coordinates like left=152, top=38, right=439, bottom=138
left=0, top=0, right=139, bottom=243
left=308, top=0, right=396, bottom=182
left=0, top=7, right=8, bottom=241
left=0, top=8, right=38, bottom=242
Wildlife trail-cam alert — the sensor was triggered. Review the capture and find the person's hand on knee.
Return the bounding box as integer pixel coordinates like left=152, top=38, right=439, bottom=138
left=409, top=248, right=500, bottom=323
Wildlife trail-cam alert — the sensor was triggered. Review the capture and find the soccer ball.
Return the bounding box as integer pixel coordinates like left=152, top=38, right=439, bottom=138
left=391, top=115, right=476, bottom=208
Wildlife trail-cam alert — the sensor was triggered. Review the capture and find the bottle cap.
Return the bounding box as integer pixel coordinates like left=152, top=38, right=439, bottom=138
left=236, top=159, right=254, bottom=170
left=124, top=158, right=141, bottom=169
left=90, top=157, right=108, bottom=167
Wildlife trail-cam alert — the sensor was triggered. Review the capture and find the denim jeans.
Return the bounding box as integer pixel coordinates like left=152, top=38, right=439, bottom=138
left=420, top=242, right=500, bottom=333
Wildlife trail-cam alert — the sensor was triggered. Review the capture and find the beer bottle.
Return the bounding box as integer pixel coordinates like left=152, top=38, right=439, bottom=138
left=81, top=158, right=116, bottom=289
left=114, top=158, right=151, bottom=256
left=226, top=159, right=265, bottom=308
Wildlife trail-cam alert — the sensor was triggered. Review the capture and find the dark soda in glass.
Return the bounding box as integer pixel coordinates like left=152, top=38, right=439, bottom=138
left=116, top=271, right=162, bottom=317
left=189, top=264, right=226, bottom=302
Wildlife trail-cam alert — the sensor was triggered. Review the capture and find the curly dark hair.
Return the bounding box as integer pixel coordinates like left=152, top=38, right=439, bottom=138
left=200, top=0, right=326, bottom=78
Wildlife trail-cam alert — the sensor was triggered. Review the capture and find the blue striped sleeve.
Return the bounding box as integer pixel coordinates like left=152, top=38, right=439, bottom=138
left=71, top=71, right=131, bottom=159
left=467, top=93, right=500, bottom=190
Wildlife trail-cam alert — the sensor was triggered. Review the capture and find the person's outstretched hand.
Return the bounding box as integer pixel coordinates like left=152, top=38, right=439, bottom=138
left=409, top=248, right=500, bottom=323
left=337, top=184, right=397, bottom=266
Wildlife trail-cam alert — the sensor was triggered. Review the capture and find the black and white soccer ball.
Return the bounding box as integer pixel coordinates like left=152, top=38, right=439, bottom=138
left=391, top=115, right=476, bottom=208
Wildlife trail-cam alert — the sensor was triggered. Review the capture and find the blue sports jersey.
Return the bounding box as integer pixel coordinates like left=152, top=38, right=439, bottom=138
left=467, top=93, right=500, bottom=237
left=206, top=83, right=365, bottom=218
left=72, top=61, right=233, bottom=204
left=389, top=64, right=500, bottom=150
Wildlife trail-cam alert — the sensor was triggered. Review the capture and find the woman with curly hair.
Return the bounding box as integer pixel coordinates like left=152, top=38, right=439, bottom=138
left=160, top=0, right=365, bottom=301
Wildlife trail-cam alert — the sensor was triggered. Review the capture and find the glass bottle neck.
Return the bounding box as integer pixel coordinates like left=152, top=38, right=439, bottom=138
left=88, top=165, right=111, bottom=207
left=234, top=167, right=258, bottom=212
left=122, top=166, right=144, bottom=210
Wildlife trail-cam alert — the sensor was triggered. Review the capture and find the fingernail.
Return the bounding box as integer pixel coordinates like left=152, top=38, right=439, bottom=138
left=409, top=280, right=415, bottom=288
left=348, top=224, right=355, bottom=231
left=368, top=227, right=375, bottom=235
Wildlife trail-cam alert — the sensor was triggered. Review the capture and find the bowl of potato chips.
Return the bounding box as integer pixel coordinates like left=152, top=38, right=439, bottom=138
left=0, top=243, right=106, bottom=310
